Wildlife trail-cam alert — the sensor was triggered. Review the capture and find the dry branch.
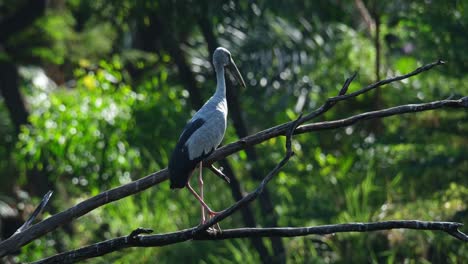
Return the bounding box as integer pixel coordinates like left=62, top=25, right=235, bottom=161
left=296, top=96, right=468, bottom=134
left=33, top=220, right=467, bottom=263
left=1, top=60, right=466, bottom=258
left=13, top=191, right=53, bottom=235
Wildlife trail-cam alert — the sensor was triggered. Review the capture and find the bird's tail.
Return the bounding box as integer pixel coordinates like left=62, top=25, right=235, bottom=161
left=169, top=173, right=189, bottom=189
left=168, top=163, right=196, bottom=189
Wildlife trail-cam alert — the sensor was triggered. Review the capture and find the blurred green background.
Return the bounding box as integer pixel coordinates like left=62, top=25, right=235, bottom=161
left=0, top=0, right=467, bottom=263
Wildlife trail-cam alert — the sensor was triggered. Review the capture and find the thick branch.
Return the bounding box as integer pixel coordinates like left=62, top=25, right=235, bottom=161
left=33, top=220, right=467, bottom=263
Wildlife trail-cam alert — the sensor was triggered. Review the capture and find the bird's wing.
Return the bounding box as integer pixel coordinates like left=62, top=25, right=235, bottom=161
left=185, top=111, right=226, bottom=160
left=177, top=118, right=206, bottom=145
left=168, top=118, right=206, bottom=189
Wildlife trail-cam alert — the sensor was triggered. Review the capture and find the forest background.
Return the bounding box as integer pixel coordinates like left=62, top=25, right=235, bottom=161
left=0, top=0, right=467, bottom=263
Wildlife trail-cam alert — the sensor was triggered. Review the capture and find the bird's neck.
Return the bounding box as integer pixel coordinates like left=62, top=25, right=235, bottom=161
left=214, top=66, right=226, bottom=99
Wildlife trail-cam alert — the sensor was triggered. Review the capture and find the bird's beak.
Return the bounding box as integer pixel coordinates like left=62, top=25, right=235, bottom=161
left=228, top=58, right=246, bottom=89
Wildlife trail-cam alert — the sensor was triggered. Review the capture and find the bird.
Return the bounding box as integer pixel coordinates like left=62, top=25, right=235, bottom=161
left=168, top=47, right=246, bottom=224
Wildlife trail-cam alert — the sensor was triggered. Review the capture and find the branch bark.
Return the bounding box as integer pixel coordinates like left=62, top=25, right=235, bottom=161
left=33, top=220, right=467, bottom=263
left=1, top=61, right=466, bottom=257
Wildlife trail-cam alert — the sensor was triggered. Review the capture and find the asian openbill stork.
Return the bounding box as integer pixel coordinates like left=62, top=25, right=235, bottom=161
left=168, top=47, right=246, bottom=223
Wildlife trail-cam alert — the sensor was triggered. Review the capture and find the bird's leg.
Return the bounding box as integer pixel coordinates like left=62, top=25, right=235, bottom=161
left=199, top=161, right=221, bottom=231
left=199, top=162, right=206, bottom=224
left=186, top=182, right=219, bottom=217
left=186, top=163, right=222, bottom=230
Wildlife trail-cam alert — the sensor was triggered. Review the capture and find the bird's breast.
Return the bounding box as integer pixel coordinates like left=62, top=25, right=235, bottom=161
left=215, top=99, right=228, bottom=116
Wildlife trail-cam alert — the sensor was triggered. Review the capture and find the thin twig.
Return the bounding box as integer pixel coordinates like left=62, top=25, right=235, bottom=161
left=14, top=190, right=53, bottom=235
left=33, top=220, right=467, bottom=263
left=300, top=60, right=444, bottom=123
left=208, top=165, right=231, bottom=184
left=331, top=60, right=445, bottom=102
left=296, top=96, right=468, bottom=134
left=339, top=72, right=357, bottom=96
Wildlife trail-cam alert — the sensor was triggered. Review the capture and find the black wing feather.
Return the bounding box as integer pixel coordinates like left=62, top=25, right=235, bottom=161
left=168, top=118, right=214, bottom=189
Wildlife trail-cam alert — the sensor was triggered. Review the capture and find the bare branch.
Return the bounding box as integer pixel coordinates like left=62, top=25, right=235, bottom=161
left=302, top=60, right=445, bottom=123
left=0, top=170, right=168, bottom=256
left=0, top=60, right=459, bottom=256
left=210, top=60, right=446, bottom=161
left=208, top=165, right=230, bottom=184
left=339, top=72, right=357, bottom=96
left=33, top=220, right=467, bottom=263
left=209, top=96, right=467, bottom=163
left=296, top=96, right=468, bottom=134
left=14, top=190, right=53, bottom=235
left=333, top=60, right=445, bottom=102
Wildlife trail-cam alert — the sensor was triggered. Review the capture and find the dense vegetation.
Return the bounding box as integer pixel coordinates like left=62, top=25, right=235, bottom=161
left=0, top=0, right=466, bottom=263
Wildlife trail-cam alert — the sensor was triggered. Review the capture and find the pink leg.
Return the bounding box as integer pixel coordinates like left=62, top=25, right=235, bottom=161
left=199, top=162, right=206, bottom=224
left=186, top=182, right=219, bottom=216
left=186, top=163, right=222, bottom=229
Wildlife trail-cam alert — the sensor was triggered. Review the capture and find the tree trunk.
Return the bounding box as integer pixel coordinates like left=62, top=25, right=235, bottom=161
left=0, top=62, right=29, bottom=134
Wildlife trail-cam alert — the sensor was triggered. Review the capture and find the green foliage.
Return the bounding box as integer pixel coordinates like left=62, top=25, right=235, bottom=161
left=16, top=61, right=142, bottom=193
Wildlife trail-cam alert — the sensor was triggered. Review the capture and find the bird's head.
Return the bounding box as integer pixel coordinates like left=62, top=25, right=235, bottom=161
left=213, top=47, right=246, bottom=88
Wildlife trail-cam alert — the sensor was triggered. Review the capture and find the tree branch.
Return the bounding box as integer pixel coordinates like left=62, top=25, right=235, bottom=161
left=13, top=191, right=53, bottom=235
left=295, top=96, right=468, bottom=134
left=0, top=61, right=463, bottom=257
left=208, top=95, right=466, bottom=165
left=208, top=164, right=230, bottom=184
left=0, top=170, right=168, bottom=256
left=33, top=220, right=467, bottom=263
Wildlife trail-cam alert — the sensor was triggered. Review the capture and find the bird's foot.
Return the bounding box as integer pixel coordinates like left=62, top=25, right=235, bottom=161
left=199, top=210, right=224, bottom=232
left=206, top=210, right=223, bottom=232
left=207, top=226, right=221, bottom=234
left=207, top=209, right=222, bottom=217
